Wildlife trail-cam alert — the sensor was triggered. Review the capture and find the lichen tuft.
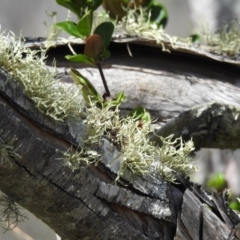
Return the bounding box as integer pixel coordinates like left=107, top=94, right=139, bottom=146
left=0, top=137, right=21, bottom=166
left=204, top=20, right=240, bottom=57
left=0, top=30, right=83, bottom=121
left=0, top=192, right=28, bottom=231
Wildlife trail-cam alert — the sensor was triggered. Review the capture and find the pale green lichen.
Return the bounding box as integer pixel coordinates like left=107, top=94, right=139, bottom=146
left=44, top=10, right=72, bottom=49
left=95, top=7, right=192, bottom=51
left=0, top=15, right=197, bottom=182
left=156, top=134, right=198, bottom=182
left=64, top=102, right=196, bottom=182
left=0, top=192, right=28, bottom=231
left=204, top=20, right=240, bottom=57
left=62, top=146, right=101, bottom=171
left=0, top=138, right=21, bottom=166
left=0, top=30, right=83, bottom=121
left=45, top=7, right=192, bottom=53
left=85, top=103, right=155, bottom=177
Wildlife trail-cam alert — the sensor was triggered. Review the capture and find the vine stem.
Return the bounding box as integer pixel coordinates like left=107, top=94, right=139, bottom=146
left=97, top=62, right=111, bottom=97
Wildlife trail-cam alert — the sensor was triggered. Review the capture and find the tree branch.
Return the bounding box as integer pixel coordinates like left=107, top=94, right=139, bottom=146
left=0, top=68, right=176, bottom=239
left=151, top=102, right=240, bottom=150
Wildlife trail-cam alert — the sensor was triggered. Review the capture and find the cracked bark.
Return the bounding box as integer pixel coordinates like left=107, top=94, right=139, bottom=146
left=0, top=69, right=176, bottom=239
left=0, top=37, right=240, bottom=239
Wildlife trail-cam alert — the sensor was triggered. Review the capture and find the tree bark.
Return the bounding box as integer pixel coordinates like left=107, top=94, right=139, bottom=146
left=0, top=37, right=240, bottom=239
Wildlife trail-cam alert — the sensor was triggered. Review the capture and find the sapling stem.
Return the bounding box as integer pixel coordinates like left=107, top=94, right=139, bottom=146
left=97, top=62, right=111, bottom=97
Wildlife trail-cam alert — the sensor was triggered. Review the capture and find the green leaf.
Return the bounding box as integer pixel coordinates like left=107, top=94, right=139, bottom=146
left=77, top=11, right=93, bottom=37
left=101, top=49, right=111, bottom=59
left=115, top=91, right=126, bottom=103
left=56, top=0, right=82, bottom=18
left=229, top=200, right=240, bottom=211
left=70, top=68, right=102, bottom=105
left=91, top=0, right=103, bottom=11
left=190, top=34, right=201, bottom=44
left=55, top=21, right=83, bottom=37
left=56, top=0, right=102, bottom=18
left=66, top=54, right=96, bottom=65
left=103, top=91, right=126, bottom=107
left=94, top=22, right=114, bottom=50
left=128, top=106, right=151, bottom=124
left=148, top=3, right=168, bottom=28
left=207, top=173, right=226, bottom=191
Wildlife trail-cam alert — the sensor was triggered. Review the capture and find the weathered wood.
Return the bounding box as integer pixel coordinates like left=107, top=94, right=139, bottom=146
left=41, top=39, right=240, bottom=127
left=0, top=68, right=177, bottom=239
left=151, top=102, right=240, bottom=150
left=1, top=36, right=240, bottom=239
left=175, top=189, right=232, bottom=240
left=202, top=205, right=231, bottom=240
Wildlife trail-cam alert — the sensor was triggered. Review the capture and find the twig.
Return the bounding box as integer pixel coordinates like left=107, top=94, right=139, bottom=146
left=97, top=62, right=111, bottom=97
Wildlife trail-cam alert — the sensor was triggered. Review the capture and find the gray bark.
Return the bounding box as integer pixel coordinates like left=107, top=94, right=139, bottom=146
left=0, top=37, right=240, bottom=239
left=0, top=68, right=177, bottom=239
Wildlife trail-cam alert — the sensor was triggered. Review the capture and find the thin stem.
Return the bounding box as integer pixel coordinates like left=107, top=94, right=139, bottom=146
left=97, top=62, right=111, bottom=97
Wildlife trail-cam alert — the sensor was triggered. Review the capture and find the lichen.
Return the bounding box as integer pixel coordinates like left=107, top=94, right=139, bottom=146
left=62, top=146, right=101, bottom=171
left=85, top=103, right=155, bottom=179
left=94, top=7, right=192, bottom=51
left=156, top=134, right=198, bottom=182
left=0, top=192, right=28, bottom=231
left=0, top=30, right=83, bottom=121
left=0, top=138, right=21, bottom=166
left=64, top=102, right=196, bottom=182
left=203, top=20, right=240, bottom=57
left=0, top=22, right=197, bottom=182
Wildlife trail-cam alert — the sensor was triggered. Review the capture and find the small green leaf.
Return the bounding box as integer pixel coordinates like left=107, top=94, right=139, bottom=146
left=94, top=22, right=114, bottom=50
left=77, top=11, right=93, bottom=38
left=229, top=200, right=240, bottom=211
left=190, top=34, right=201, bottom=44
left=207, top=173, right=226, bottom=191
left=70, top=68, right=102, bottom=105
left=115, top=91, right=126, bottom=103
left=128, top=106, right=151, bottom=124
left=103, top=91, right=126, bottom=107
left=66, top=54, right=96, bottom=65
left=55, top=21, right=83, bottom=37
left=148, top=3, right=168, bottom=28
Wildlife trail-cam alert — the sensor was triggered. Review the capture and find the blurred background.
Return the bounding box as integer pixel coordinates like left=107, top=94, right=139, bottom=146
left=1, top=0, right=240, bottom=37
left=0, top=0, right=240, bottom=239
